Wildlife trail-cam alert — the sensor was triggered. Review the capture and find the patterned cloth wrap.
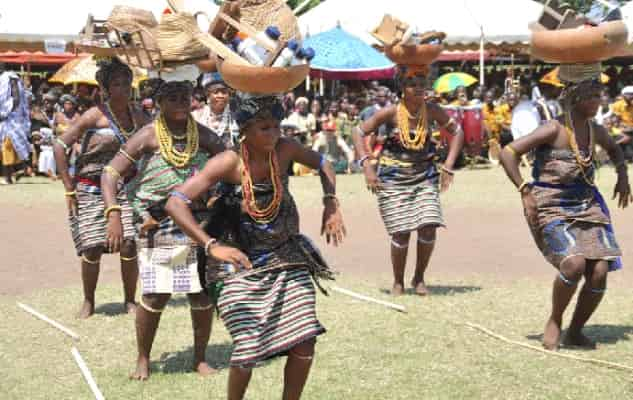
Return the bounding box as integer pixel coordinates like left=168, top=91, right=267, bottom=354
left=371, top=119, right=445, bottom=235
left=200, top=175, right=334, bottom=367
left=68, top=105, right=139, bottom=255
left=529, top=145, right=622, bottom=270
left=0, top=72, right=31, bottom=162
left=127, top=145, right=210, bottom=294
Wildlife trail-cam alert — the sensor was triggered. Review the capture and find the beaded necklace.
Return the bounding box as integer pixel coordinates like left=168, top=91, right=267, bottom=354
left=155, top=113, right=199, bottom=168
left=240, top=144, right=284, bottom=224
left=564, top=111, right=595, bottom=187
left=106, top=102, right=136, bottom=138
left=397, top=102, right=427, bottom=151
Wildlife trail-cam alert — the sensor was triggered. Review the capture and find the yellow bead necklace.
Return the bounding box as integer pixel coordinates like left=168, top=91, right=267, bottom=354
left=155, top=113, right=199, bottom=168
left=397, top=102, right=428, bottom=151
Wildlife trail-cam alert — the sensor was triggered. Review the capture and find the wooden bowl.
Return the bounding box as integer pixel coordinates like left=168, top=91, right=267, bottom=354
left=530, top=21, right=628, bottom=63
left=384, top=43, right=444, bottom=65
left=217, top=60, right=309, bottom=94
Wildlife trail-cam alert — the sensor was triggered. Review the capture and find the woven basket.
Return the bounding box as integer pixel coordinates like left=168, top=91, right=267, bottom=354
left=157, top=12, right=212, bottom=62
left=239, top=0, right=301, bottom=42
left=105, top=6, right=161, bottom=68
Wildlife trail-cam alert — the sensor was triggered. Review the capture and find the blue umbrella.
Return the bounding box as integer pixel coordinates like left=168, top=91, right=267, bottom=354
left=303, top=26, right=395, bottom=80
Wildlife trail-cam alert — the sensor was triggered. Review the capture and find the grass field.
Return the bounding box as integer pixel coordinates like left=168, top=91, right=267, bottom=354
left=1, top=167, right=632, bottom=399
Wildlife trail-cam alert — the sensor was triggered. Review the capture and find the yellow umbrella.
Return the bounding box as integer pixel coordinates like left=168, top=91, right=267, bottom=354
left=433, top=72, right=478, bottom=94
left=540, top=67, right=609, bottom=87
left=49, top=56, right=147, bottom=88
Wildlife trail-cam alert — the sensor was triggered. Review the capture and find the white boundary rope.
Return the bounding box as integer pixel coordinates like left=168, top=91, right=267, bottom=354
left=71, top=347, right=105, bottom=400
left=331, top=286, right=407, bottom=313
left=17, top=302, right=80, bottom=341
left=465, top=322, right=633, bottom=373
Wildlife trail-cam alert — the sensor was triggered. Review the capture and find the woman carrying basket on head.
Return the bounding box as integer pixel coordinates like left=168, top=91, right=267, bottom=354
left=165, top=92, right=345, bottom=400
left=53, top=57, right=150, bottom=319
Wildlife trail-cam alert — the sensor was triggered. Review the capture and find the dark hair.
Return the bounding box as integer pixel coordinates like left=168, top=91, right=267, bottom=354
left=95, top=57, right=133, bottom=92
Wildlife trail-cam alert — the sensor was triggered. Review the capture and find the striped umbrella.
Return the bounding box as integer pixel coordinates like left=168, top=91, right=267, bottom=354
left=433, top=72, right=478, bottom=93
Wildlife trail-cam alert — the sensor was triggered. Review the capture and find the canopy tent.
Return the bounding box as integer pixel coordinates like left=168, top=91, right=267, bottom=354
left=303, top=26, right=395, bottom=80
left=299, top=0, right=542, bottom=51
left=0, top=51, right=89, bottom=65
left=0, top=0, right=218, bottom=54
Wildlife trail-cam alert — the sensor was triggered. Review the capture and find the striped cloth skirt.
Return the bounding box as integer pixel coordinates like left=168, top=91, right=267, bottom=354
left=218, top=266, right=325, bottom=367
left=69, top=182, right=135, bottom=256
left=377, top=163, right=445, bottom=235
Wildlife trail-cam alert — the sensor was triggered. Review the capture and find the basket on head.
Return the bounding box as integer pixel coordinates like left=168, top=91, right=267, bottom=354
left=157, top=12, right=213, bottom=62
left=105, top=6, right=160, bottom=66
left=239, top=0, right=301, bottom=42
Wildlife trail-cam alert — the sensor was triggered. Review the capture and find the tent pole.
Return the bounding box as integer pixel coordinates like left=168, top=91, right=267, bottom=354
left=479, top=26, right=485, bottom=88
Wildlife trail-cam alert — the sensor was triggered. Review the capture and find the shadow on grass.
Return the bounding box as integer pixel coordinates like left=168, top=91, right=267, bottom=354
left=379, top=285, right=482, bottom=296
left=95, top=295, right=193, bottom=316
left=526, top=324, right=633, bottom=347
left=151, top=342, right=234, bottom=373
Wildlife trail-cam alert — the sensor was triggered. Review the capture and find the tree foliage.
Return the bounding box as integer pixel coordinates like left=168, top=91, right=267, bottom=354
left=534, top=0, right=627, bottom=14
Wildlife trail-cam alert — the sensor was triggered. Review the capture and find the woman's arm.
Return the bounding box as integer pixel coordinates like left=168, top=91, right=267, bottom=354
left=165, top=150, right=251, bottom=267
left=198, top=123, right=226, bottom=157
left=280, top=138, right=346, bottom=245
left=499, top=120, right=559, bottom=188
left=594, top=123, right=631, bottom=208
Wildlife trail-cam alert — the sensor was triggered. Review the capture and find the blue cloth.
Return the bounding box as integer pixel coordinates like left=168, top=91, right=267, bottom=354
left=0, top=72, right=31, bottom=161
left=532, top=181, right=622, bottom=271
left=303, top=27, right=394, bottom=72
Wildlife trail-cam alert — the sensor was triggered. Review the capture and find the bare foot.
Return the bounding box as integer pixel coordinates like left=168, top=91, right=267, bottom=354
left=130, top=357, right=150, bottom=381
left=562, top=331, right=596, bottom=349
left=77, top=300, right=95, bottom=319
left=125, top=301, right=138, bottom=315
left=411, top=280, right=429, bottom=296
left=195, top=361, right=218, bottom=377
left=391, top=283, right=405, bottom=296
left=543, top=317, right=562, bottom=351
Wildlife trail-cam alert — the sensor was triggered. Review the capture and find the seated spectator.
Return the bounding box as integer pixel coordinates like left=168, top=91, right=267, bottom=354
left=285, top=96, right=316, bottom=144
left=312, top=121, right=354, bottom=174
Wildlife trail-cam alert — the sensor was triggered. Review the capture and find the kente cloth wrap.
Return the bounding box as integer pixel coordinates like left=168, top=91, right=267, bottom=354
left=126, top=144, right=209, bottom=294
left=0, top=72, right=31, bottom=161
left=374, top=119, right=444, bottom=235
left=529, top=146, right=622, bottom=270
left=201, top=175, right=332, bottom=367
left=68, top=105, right=140, bottom=255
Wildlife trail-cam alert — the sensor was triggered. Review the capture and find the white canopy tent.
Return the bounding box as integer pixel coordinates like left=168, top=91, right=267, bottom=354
left=0, top=0, right=218, bottom=52
left=299, top=0, right=542, bottom=47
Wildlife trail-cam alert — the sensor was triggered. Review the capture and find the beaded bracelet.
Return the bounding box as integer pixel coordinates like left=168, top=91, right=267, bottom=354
left=169, top=190, right=192, bottom=205
left=103, top=165, right=121, bottom=180
left=118, top=149, right=137, bottom=163
left=358, top=155, right=370, bottom=168
left=55, top=138, right=69, bottom=151
left=517, top=181, right=530, bottom=193
left=318, top=154, right=327, bottom=171
left=64, top=191, right=76, bottom=197
left=104, top=205, right=122, bottom=219
left=204, top=238, right=219, bottom=257
left=322, top=193, right=339, bottom=205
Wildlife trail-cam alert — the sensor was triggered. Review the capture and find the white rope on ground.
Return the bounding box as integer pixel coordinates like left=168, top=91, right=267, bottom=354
left=17, top=302, right=80, bottom=341
left=464, top=322, right=633, bottom=373
left=331, top=285, right=407, bottom=313
left=71, top=347, right=105, bottom=400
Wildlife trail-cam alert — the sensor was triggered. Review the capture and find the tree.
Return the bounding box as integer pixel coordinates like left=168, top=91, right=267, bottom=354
left=534, top=0, right=627, bottom=14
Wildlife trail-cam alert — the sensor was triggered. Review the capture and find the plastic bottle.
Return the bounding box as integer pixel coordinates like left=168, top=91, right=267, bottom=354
left=231, top=37, right=264, bottom=66
left=301, top=47, right=315, bottom=64
left=254, top=26, right=281, bottom=62
left=271, top=39, right=299, bottom=67
left=290, top=48, right=306, bottom=66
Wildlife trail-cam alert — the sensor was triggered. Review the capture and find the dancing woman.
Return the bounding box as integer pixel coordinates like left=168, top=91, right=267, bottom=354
left=351, top=65, right=464, bottom=296
left=165, top=93, right=345, bottom=400
left=499, top=64, right=631, bottom=350
left=101, top=72, right=236, bottom=380
left=53, top=57, right=149, bottom=318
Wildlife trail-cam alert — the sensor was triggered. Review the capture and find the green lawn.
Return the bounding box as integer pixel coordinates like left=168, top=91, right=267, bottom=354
left=1, top=166, right=631, bottom=399
left=2, top=277, right=633, bottom=399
